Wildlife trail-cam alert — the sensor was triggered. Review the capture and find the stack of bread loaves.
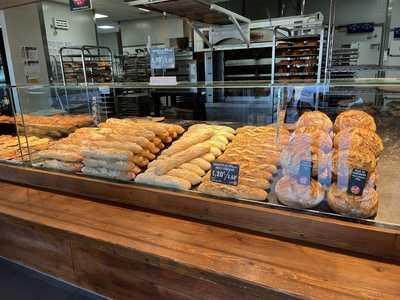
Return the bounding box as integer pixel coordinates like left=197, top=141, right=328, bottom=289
left=328, top=110, right=383, bottom=218
left=276, top=111, right=333, bottom=209
left=35, top=119, right=184, bottom=181
left=136, top=124, right=235, bottom=190
left=197, top=125, right=289, bottom=201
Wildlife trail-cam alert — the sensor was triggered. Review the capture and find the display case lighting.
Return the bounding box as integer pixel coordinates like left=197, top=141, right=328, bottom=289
left=94, top=13, right=108, bottom=19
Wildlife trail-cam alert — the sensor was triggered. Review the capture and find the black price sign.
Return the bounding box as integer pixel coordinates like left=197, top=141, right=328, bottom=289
left=297, top=160, right=312, bottom=185
left=70, top=0, right=92, bottom=11
left=348, top=168, right=368, bottom=196
left=211, top=162, right=240, bottom=186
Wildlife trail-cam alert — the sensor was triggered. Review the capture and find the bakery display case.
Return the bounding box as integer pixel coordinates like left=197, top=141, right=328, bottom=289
left=1, top=80, right=400, bottom=260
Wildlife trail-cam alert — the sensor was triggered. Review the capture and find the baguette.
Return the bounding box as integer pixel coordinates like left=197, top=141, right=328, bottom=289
left=135, top=174, right=191, bottom=190
left=167, top=169, right=202, bottom=185
left=84, top=159, right=136, bottom=171
left=36, top=160, right=83, bottom=172
left=202, top=153, right=216, bottom=162
left=198, top=181, right=268, bottom=201
left=179, top=163, right=206, bottom=176
left=82, top=148, right=132, bottom=161
left=82, top=166, right=135, bottom=181
left=190, top=158, right=211, bottom=171
left=162, top=130, right=214, bottom=156
left=154, top=144, right=210, bottom=175
left=37, top=150, right=83, bottom=162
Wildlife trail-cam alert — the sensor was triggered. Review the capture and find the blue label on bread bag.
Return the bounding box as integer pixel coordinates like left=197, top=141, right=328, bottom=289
left=211, top=162, right=240, bottom=186
left=348, top=169, right=368, bottom=196
left=298, top=160, right=312, bottom=185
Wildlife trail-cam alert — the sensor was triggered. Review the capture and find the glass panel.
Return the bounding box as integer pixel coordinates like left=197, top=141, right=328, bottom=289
left=0, top=86, right=25, bottom=163
left=12, top=81, right=400, bottom=229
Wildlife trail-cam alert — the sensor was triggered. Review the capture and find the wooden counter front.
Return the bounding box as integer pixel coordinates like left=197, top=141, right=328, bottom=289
left=0, top=181, right=399, bottom=300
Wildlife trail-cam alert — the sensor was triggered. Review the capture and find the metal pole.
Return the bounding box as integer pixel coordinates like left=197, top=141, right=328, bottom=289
left=324, top=0, right=336, bottom=84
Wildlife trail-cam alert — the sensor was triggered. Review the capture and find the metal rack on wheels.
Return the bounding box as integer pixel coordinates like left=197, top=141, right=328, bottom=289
left=59, top=46, right=115, bottom=119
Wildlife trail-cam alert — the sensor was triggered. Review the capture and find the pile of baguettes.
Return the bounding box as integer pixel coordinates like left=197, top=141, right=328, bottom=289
left=275, top=110, right=383, bottom=218
left=136, top=124, right=235, bottom=190
left=0, top=135, right=51, bottom=161
left=197, top=125, right=290, bottom=201
left=35, top=119, right=184, bottom=180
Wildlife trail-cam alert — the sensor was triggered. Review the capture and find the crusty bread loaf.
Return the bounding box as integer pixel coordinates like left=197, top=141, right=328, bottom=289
left=36, top=160, right=83, bottom=172
left=275, top=176, right=325, bottom=209
left=198, top=181, right=268, bottom=201
left=135, top=174, right=191, bottom=190
left=161, top=130, right=214, bottom=156
left=37, top=150, right=83, bottom=162
left=296, top=111, right=333, bottom=136
left=333, top=127, right=383, bottom=157
left=179, top=163, right=206, bottom=176
left=190, top=158, right=211, bottom=171
left=82, top=166, right=136, bottom=181
left=327, top=184, right=378, bottom=218
left=293, top=126, right=333, bottom=153
left=82, top=148, right=133, bottom=161
left=84, top=159, right=137, bottom=172
left=167, top=169, right=202, bottom=185
left=332, top=149, right=376, bottom=178
left=334, top=110, right=377, bottom=133
left=153, top=144, right=211, bottom=175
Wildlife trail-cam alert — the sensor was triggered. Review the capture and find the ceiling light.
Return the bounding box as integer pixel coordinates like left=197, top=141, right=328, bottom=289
left=95, top=13, right=108, bottom=19
left=138, top=7, right=150, bottom=12
left=97, top=25, right=115, bottom=29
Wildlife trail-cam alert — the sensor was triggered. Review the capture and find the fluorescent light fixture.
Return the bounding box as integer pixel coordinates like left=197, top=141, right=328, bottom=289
left=97, top=25, right=115, bottom=29
left=95, top=13, right=108, bottom=19
left=138, top=7, right=150, bottom=12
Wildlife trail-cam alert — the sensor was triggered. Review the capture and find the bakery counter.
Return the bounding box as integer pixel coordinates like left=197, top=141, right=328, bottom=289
left=0, top=181, right=399, bottom=300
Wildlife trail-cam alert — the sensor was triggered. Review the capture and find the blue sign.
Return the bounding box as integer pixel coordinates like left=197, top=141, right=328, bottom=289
left=394, top=28, right=400, bottom=39
left=150, top=48, right=175, bottom=70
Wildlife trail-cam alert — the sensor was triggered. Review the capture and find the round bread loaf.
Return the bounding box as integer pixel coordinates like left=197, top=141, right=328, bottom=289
left=275, top=176, right=325, bottom=209
left=335, top=171, right=378, bottom=191
left=327, top=184, right=378, bottom=218
left=281, top=147, right=332, bottom=180
left=293, top=126, right=333, bottom=153
left=296, top=111, right=333, bottom=136
left=333, top=127, right=383, bottom=157
left=332, top=149, right=376, bottom=179
left=334, top=110, right=376, bottom=133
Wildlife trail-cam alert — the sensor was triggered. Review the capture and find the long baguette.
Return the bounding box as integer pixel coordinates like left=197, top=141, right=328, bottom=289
left=154, top=144, right=211, bottom=176
left=135, top=174, right=191, bottom=190
left=162, top=130, right=214, bottom=156
left=198, top=181, right=268, bottom=201
left=167, top=169, right=202, bottom=185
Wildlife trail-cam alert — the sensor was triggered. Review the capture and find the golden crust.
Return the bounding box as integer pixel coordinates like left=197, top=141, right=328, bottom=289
left=332, top=149, right=377, bottom=178
left=334, top=110, right=377, bottom=133
left=333, top=127, right=383, bottom=157
left=296, top=111, right=333, bottom=135
left=293, top=126, right=333, bottom=153
left=327, top=184, right=378, bottom=218
left=275, top=176, right=325, bottom=209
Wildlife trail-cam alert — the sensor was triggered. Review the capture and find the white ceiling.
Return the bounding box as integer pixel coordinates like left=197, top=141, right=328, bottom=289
left=53, top=0, right=160, bottom=21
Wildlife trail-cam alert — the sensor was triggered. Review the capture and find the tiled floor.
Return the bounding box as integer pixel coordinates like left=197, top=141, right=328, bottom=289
left=0, top=257, right=108, bottom=300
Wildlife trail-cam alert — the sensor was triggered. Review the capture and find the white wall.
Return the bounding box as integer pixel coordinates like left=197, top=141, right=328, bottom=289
left=121, top=16, right=184, bottom=47
left=42, top=1, right=97, bottom=56
left=98, top=32, right=119, bottom=56
left=1, top=3, right=49, bottom=85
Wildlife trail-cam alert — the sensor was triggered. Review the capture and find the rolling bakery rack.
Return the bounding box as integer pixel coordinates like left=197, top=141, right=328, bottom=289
left=59, top=46, right=116, bottom=117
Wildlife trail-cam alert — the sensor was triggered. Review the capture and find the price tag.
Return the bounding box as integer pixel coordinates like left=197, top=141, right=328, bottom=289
left=211, top=162, right=240, bottom=186
left=150, top=48, right=175, bottom=70
left=297, top=160, right=312, bottom=185
left=348, top=168, right=368, bottom=196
